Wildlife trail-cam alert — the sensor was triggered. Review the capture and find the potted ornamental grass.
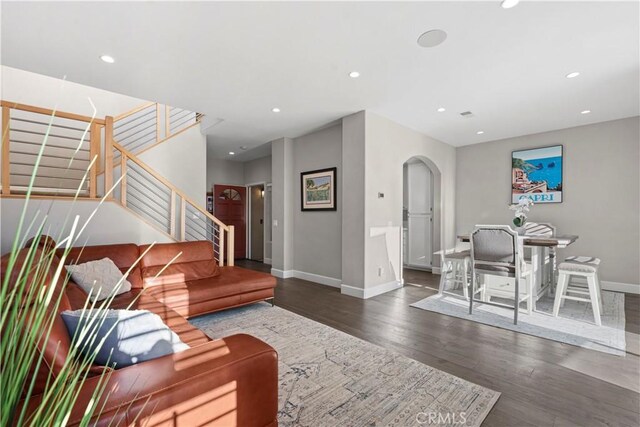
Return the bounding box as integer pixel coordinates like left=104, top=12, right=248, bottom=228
left=0, top=105, right=150, bottom=426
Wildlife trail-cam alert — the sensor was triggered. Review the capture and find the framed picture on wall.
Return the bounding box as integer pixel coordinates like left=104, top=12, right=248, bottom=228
left=301, top=167, right=337, bottom=211
left=512, top=145, right=563, bottom=204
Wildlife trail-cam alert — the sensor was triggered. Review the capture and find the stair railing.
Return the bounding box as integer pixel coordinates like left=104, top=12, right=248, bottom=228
left=1, top=101, right=103, bottom=198
left=112, top=102, right=200, bottom=157
left=0, top=100, right=233, bottom=267
left=108, top=140, right=234, bottom=267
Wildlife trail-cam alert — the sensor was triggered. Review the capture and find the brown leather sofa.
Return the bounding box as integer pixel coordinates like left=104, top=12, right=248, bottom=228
left=5, top=240, right=278, bottom=427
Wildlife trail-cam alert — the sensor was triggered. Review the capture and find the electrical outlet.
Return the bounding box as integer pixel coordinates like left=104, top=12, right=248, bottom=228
left=273, top=220, right=278, bottom=227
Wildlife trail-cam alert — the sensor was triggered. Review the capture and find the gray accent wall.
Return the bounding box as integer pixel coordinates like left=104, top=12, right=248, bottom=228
left=244, top=155, right=272, bottom=185
left=206, top=156, right=245, bottom=188
left=271, top=138, right=294, bottom=272
left=341, top=112, right=367, bottom=289
left=293, top=124, right=343, bottom=280
left=456, top=116, right=640, bottom=286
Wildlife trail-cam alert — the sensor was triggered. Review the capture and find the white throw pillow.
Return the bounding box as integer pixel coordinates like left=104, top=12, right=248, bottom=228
left=66, top=258, right=132, bottom=301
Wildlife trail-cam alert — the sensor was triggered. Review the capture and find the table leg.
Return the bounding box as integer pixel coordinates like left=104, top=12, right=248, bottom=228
left=530, top=246, right=542, bottom=299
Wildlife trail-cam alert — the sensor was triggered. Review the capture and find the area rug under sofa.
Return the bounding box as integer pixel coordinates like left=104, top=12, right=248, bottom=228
left=191, top=303, right=500, bottom=427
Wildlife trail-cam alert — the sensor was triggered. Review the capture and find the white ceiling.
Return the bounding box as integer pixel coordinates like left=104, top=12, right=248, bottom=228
left=2, top=1, right=638, bottom=161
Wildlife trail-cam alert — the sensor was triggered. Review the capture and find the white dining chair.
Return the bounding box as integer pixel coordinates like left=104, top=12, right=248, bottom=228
left=469, top=225, right=535, bottom=324
left=436, top=245, right=470, bottom=299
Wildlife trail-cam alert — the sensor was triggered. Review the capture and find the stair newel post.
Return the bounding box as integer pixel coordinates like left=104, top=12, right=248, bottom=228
left=120, top=155, right=127, bottom=206
left=89, top=122, right=99, bottom=198
left=1, top=106, right=10, bottom=195
left=155, top=103, right=161, bottom=143
left=170, top=189, right=176, bottom=238
left=227, top=225, right=235, bottom=267
left=104, top=116, right=114, bottom=198
left=180, top=197, right=186, bottom=241
left=165, top=105, right=170, bottom=139
left=219, top=225, right=225, bottom=267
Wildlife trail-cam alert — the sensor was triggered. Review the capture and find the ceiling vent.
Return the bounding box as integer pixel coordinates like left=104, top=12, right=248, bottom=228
left=460, top=111, right=474, bottom=118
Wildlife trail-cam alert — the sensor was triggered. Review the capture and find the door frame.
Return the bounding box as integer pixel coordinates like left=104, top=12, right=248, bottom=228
left=403, top=160, right=435, bottom=272
left=246, top=181, right=268, bottom=261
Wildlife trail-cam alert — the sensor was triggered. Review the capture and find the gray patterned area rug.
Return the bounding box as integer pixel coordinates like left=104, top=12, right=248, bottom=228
left=411, top=290, right=626, bottom=356
left=191, top=304, right=500, bottom=427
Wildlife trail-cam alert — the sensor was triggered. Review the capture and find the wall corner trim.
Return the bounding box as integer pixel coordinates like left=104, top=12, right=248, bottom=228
left=341, top=281, right=402, bottom=299
left=271, top=268, right=294, bottom=279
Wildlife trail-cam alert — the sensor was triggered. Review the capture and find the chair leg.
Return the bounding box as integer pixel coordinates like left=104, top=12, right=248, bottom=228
left=462, top=259, right=469, bottom=300
left=594, top=274, right=604, bottom=313
left=514, top=273, right=519, bottom=325
left=438, top=261, right=448, bottom=294
left=469, top=269, right=476, bottom=315
left=529, top=272, right=536, bottom=314
left=553, top=272, right=569, bottom=317
left=480, top=274, right=487, bottom=302
left=587, top=275, right=602, bottom=326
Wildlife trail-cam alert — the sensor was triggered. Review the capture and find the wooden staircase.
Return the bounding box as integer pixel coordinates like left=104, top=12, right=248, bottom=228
left=0, top=100, right=235, bottom=266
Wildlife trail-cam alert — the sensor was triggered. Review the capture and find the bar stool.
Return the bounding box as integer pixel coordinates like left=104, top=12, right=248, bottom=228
left=437, top=248, right=470, bottom=299
left=552, top=256, right=603, bottom=326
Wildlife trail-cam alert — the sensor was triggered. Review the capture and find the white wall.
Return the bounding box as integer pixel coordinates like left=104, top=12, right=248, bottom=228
left=0, top=198, right=173, bottom=255
left=139, top=125, right=206, bottom=207
left=456, top=117, right=640, bottom=287
left=361, top=112, right=456, bottom=293
left=244, top=156, right=272, bottom=185
left=1, top=66, right=147, bottom=117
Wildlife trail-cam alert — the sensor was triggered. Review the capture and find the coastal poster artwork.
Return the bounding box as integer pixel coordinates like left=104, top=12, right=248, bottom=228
left=301, top=167, right=337, bottom=211
left=512, top=145, right=563, bottom=203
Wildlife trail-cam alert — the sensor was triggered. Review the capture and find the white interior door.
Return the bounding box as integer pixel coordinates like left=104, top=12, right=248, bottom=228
left=406, top=162, right=433, bottom=268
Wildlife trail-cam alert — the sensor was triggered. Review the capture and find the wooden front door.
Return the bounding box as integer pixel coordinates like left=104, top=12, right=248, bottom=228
left=214, top=185, right=246, bottom=259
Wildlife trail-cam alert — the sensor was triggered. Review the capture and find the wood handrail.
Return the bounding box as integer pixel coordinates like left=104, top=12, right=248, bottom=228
left=113, top=102, right=156, bottom=122
left=1, top=100, right=105, bottom=125
left=112, top=141, right=229, bottom=232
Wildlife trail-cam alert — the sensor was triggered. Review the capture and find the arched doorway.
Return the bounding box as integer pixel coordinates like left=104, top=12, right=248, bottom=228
left=402, top=156, right=441, bottom=272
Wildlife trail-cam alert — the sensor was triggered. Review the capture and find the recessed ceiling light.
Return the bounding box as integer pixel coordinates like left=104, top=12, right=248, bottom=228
left=349, top=71, right=360, bottom=78
left=240, top=146, right=248, bottom=150
left=100, top=55, right=115, bottom=63
left=437, top=107, right=446, bottom=113
left=417, top=29, right=448, bottom=48
left=581, top=110, right=591, bottom=114
left=229, top=151, right=235, bottom=155
left=476, top=131, right=485, bottom=135
left=501, top=0, right=520, bottom=9
left=566, top=72, right=580, bottom=79
left=272, top=107, right=281, bottom=113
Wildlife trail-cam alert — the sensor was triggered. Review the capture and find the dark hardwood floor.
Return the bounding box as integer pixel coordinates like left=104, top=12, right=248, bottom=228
left=237, top=260, right=640, bottom=427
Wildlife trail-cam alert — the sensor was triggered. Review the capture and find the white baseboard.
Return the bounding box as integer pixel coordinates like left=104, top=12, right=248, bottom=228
left=432, top=267, right=441, bottom=275
left=341, top=281, right=402, bottom=299
left=270, top=268, right=294, bottom=278
left=292, top=270, right=341, bottom=288
left=263, top=257, right=272, bottom=265
left=601, top=281, right=640, bottom=294
left=270, top=268, right=341, bottom=288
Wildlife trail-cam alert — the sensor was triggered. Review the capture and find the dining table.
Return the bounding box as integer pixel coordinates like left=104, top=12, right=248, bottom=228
left=457, top=232, right=579, bottom=298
